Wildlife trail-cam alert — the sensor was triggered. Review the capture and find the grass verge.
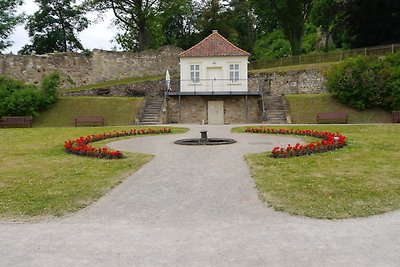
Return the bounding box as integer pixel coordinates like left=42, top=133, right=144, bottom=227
left=33, top=97, right=143, bottom=127
left=234, top=125, right=400, bottom=219
left=0, top=126, right=187, bottom=221
left=249, top=62, right=337, bottom=74
left=286, top=94, right=392, bottom=124
left=60, top=75, right=164, bottom=93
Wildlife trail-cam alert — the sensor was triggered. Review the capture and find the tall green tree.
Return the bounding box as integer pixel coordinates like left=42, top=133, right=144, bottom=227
left=226, top=0, right=256, bottom=52
left=158, top=0, right=200, bottom=49
left=21, top=0, right=88, bottom=54
left=86, top=0, right=160, bottom=51
left=269, top=0, right=313, bottom=55
left=0, top=0, right=23, bottom=52
left=343, top=0, right=400, bottom=48
left=249, top=0, right=279, bottom=33
left=310, top=0, right=349, bottom=50
left=198, top=0, right=234, bottom=38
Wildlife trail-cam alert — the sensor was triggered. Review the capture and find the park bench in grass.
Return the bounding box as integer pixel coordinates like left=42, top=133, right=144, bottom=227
left=317, top=112, right=348, bottom=124
left=392, top=111, right=400, bottom=123
left=74, top=116, right=104, bottom=127
left=0, top=116, right=33, bottom=128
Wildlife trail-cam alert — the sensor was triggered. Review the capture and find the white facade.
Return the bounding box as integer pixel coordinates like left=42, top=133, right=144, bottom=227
left=180, top=56, right=249, bottom=93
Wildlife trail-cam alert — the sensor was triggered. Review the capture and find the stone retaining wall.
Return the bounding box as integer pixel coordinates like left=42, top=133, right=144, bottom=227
left=251, top=69, right=326, bottom=95
left=0, top=46, right=182, bottom=88
left=167, top=96, right=261, bottom=124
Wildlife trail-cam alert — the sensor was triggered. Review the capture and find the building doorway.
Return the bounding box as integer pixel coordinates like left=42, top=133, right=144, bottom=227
left=208, top=101, right=224, bottom=124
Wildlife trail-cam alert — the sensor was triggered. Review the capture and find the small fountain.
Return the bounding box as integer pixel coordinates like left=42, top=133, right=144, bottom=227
left=175, top=130, right=236, bottom=146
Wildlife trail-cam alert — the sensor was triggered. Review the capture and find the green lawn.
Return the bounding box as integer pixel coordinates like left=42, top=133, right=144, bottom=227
left=33, top=97, right=143, bottom=127
left=60, top=75, right=164, bottom=93
left=249, top=62, right=337, bottom=74
left=286, top=94, right=392, bottom=124
left=234, top=125, right=400, bottom=219
left=0, top=126, right=187, bottom=221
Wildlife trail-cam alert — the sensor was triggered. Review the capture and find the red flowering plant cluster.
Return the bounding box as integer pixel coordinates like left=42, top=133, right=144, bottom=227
left=245, top=128, right=347, bottom=158
left=64, top=128, right=172, bottom=159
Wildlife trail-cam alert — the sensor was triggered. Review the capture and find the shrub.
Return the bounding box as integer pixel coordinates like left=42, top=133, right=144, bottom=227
left=0, top=73, right=60, bottom=117
left=326, top=52, right=400, bottom=111
left=40, top=72, right=60, bottom=107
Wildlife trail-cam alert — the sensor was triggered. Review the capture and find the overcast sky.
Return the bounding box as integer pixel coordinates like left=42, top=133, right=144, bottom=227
left=4, top=0, right=119, bottom=54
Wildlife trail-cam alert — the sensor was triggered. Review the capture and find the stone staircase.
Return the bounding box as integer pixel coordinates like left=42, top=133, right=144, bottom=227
left=139, top=95, right=164, bottom=125
left=263, top=96, right=288, bottom=124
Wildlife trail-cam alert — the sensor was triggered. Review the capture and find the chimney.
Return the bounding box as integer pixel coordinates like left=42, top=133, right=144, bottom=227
left=212, top=30, right=218, bottom=33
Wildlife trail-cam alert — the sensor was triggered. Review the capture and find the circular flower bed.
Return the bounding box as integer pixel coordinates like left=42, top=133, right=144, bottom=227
left=245, top=128, right=347, bottom=158
left=64, top=128, right=172, bottom=159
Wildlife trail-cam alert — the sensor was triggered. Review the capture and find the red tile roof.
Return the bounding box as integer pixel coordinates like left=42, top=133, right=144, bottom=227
left=179, top=30, right=251, bottom=58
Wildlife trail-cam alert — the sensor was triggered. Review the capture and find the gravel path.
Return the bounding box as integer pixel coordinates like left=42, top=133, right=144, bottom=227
left=1, top=125, right=399, bottom=266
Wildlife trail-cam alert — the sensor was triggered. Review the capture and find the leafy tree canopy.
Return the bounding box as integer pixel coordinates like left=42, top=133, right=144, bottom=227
left=20, top=0, right=88, bottom=54
left=0, top=0, right=23, bottom=52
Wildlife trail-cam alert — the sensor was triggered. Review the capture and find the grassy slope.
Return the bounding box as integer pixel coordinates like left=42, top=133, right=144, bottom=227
left=234, top=125, right=400, bottom=219
left=249, top=62, right=338, bottom=74
left=286, top=94, right=392, bottom=124
left=0, top=126, right=187, bottom=221
left=34, top=97, right=143, bottom=127
left=61, top=75, right=164, bottom=93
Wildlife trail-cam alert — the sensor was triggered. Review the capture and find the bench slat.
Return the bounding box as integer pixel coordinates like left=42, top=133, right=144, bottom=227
left=317, top=112, right=348, bottom=124
left=0, top=116, right=32, bottom=128
left=74, top=116, right=104, bottom=127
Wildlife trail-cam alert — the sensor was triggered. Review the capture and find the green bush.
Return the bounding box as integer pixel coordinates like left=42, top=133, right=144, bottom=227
left=40, top=72, right=60, bottom=107
left=0, top=73, right=60, bottom=117
left=326, top=53, right=400, bottom=111
left=252, top=30, right=291, bottom=60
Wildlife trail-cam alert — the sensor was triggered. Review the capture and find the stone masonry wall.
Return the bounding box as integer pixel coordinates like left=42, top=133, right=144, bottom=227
left=0, top=46, right=182, bottom=88
left=167, top=96, right=261, bottom=124
left=251, top=69, right=326, bottom=95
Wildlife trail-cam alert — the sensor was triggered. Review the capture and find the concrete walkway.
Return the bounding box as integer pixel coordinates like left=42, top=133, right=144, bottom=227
left=1, top=125, right=399, bottom=266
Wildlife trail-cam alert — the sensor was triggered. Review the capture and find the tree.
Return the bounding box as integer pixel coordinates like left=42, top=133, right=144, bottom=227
left=158, top=0, right=200, bottom=49
left=0, top=0, right=23, bottom=52
left=21, top=0, right=88, bottom=54
left=86, top=0, right=160, bottom=51
left=225, top=0, right=257, bottom=52
left=343, top=0, right=400, bottom=48
left=198, top=0, right=234, bottom=38
left=269, top=0, right=313, bottom=55
left=249, top=0, right=279, bottom=33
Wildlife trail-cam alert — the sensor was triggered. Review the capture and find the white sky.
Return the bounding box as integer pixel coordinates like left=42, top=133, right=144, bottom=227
left=4, top=0, right=119, bottom=54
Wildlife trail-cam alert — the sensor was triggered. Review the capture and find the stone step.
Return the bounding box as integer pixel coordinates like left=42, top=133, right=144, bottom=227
left=140, top=120, right=159, bottom=123
left=139, top=95, right=165, bottom=125
left=140, top=122, right=159, bottom=125
left=142, top=114, right=158, bottom=120
left=266, top=120, right=288, bottom=124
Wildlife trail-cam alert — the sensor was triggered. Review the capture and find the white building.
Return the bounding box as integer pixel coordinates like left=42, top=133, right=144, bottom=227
left=179, top=30, right=251, bottom=93
left=167, top=30, right=262, bottom=124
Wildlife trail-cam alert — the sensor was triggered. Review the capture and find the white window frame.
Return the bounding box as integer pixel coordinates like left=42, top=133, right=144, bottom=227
left=229, top=64, right=240, bottom=83
left=190, top=64, right=200, bottom=83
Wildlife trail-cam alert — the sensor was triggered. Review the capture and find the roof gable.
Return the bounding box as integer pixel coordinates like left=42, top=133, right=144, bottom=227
left=179, top=30, right=251, bottom=58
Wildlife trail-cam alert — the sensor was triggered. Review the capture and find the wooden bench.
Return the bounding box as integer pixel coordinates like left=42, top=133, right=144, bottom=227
left=317, top=112, right=348, bottom=124
left=392, top=111, right=400, bottom=123
left=0, top=116, right=33, bottom=128
left=74, top=116, right=104, bottom=127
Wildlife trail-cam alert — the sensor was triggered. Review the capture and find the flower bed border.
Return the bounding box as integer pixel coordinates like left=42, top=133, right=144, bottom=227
left=64, top=128, right=172, bottom=159
left=245, top=128, right=347, bottom=158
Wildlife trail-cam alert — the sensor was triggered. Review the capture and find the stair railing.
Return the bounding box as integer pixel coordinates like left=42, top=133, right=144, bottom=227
left=137, top=95, right=148, bottom=125
left=259, top=78, right=267, bottom=120
left=158, top=89, right=168, bottom=124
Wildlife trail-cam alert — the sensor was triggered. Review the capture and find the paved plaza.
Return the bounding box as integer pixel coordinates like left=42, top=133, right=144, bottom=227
left=1, top=125, right=399, bottom=266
